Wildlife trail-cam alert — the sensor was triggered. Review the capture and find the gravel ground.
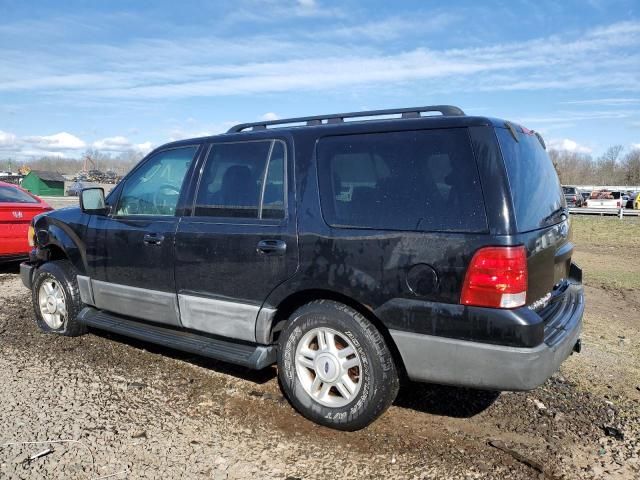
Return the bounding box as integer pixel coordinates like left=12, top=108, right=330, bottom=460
left=1, top=254, right=639, bottom=479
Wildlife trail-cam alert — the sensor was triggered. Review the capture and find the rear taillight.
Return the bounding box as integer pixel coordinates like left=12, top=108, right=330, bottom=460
left=461, top=246, right=528, bottom=309
left=617, top=201, right=621, bottom=208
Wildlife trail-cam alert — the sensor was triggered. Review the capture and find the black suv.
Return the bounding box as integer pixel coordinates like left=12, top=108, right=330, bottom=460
left=21, top=105, right=584, bottom=431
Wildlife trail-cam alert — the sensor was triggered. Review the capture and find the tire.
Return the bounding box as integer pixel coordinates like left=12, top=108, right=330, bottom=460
left=32, top=260, right=87, bottom=337
left=277, top=300, right=399, bottom=431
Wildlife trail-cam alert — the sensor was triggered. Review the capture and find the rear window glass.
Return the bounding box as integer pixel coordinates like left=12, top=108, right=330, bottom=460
left=317, top=129, right=487, bottom=232
left=562, top=186, right=576, bottom=195
left=0, top=185, right=39, bottom=203
left=496, top=128, right=564, bottom=231
left=589, top=190, right=621, bottom=199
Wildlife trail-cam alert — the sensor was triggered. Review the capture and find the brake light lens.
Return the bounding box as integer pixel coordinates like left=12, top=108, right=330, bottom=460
left=28, top=225, right=35, bottom=247
left=461, top=246, right=528, bottom=309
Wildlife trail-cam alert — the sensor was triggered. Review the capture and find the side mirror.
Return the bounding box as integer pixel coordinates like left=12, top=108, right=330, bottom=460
left=80, top=187, right=108, bottom=214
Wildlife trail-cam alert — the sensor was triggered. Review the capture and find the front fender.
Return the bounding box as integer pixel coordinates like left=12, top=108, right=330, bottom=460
left=33, top=210, right=88, bottom=274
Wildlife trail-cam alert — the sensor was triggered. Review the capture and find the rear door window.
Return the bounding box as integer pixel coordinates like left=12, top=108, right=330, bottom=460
left=317, top=128, right=487, bottom=232
left=194, top=140, right=286, bottom=219
left=496, top=128, right=564, bottom=231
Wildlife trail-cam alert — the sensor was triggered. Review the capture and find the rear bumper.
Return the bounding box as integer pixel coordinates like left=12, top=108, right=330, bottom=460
left=391, top=283, right=584, bottom=391
left=20, top=262, right=35, bottom=289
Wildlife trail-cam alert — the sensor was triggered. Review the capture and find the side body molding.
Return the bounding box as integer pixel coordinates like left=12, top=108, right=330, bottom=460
left=91, top=279, right=180, bottom=327
left=76, top=276, right=275, bottom=343
left=178, top=294, right=276, bottom=344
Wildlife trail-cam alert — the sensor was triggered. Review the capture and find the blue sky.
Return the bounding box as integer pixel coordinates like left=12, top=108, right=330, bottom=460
left=1, top=0, right=639, bottom=160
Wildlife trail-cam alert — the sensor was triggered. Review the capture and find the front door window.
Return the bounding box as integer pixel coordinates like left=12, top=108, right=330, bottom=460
left=116, top=146, right=197, bottom=216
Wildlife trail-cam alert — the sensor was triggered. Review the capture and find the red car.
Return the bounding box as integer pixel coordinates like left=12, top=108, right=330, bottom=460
left=0, top=181, right=52, bottom=263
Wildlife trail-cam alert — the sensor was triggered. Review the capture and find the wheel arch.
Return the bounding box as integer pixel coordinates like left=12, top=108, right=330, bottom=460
left=34, top=220, right=87, bottom=274
left=268, top=289, right=408, bottom=379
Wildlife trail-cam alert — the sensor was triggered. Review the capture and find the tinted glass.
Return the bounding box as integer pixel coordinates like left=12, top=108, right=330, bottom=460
left=562, top=186, right=576, bottom=195
left=317, top=129, right=487, bottom=232
left=496, top=128, right=564, bottom=231
left=262, top=141, right=285, bottom=219
left=194, top=140, right=285, bottom=219
left=0, top=185, right=39, bottom=203
left=116, top=146, right=197, bottom=216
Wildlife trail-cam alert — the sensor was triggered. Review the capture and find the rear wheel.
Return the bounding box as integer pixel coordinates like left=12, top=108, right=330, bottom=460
left=32, top=260, right=87, bottom=336
left=277, top=300, right=399, bottom=431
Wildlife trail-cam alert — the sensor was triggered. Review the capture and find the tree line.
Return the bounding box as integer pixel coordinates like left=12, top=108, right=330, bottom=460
left=0, top=149, right=145, bottom=176
left=3, top=144, right=640, bottom=187
left=549, top=145, right=640, bottom=187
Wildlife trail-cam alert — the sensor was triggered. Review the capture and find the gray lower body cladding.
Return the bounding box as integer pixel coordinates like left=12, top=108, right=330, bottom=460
left=391, top=284, right=584, bottom=391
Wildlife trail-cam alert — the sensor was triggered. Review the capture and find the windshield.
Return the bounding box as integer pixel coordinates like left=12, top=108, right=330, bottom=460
left=562, top=187, right=576, bottom=195
left=0, top=185, right=39, bottom=203
left=496, top=127, right=564, bottom=232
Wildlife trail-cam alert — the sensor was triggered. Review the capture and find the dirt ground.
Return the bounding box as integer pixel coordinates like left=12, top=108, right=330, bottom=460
left=0, top=215, right=638, bottom=479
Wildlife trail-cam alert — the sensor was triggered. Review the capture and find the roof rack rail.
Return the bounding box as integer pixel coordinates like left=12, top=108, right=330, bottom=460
left=227, top=105, right=465, bottom=133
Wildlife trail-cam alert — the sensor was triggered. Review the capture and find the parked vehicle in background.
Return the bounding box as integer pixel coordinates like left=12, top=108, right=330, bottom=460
left=0, top=181, right=52, bottom=263
left=585, top=190, right=622, bottom=209
left=562, top=186, right=584, bottom=207
left=20, top=105, right=584, bottom=431
left=580, top=191, right=590, bottom=204
left=635, top=193, right=640, bottom=210
left=621, top=192, right=638, bottom=209
left=66, top=181, right=96, bottom=197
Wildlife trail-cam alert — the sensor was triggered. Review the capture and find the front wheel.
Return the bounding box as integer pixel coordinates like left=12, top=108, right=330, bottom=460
left=277, top=300, right=399, bottom=431
left=32, top=260, right=87, bottom=337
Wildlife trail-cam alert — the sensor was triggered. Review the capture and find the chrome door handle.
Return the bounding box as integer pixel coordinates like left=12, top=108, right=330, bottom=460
left=143, top=233, right=165, bottom=245
left=257, top=239, right=287, bottom=255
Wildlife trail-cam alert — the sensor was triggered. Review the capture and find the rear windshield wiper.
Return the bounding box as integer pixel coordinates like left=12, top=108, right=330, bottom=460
left=540, top=206, right=567, bottom=226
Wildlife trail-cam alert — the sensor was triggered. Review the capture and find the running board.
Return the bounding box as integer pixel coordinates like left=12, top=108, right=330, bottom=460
left=77, top=307, right=276, bottom=369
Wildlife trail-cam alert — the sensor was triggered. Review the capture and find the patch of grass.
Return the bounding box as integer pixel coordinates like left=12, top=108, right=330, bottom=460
left=570, top=215, right=640, bottom=250
left=583, top=267, right=640, bottom=290
left=570, top=215, right=640, bottom=291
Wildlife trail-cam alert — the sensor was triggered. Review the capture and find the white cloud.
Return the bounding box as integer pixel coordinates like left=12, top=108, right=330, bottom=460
left=135, top=141, right=153, bottom=154
left=0, top=131, right=152, bottom=159
left=260, top=112, right=279, bottom=121
left=561, top=98, right=640, bottom=106
left=1, top=20, right=638, bottom=100
left=23, top=132, right=86, bottom=151
left=92, top=135, right=152, bottom=153
left=632, top=143, right=640, bottom=150
left=297, top=0, right=315, bottom=8
left=548, top=138, right=592, bottom=154
left=328, top=13, right=458, bottom=41
left=0, top=130, right=18, bottom=150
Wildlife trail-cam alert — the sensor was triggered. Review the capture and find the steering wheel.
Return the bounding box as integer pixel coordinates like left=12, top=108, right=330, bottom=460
left=153, top=184, right=180, bottom=214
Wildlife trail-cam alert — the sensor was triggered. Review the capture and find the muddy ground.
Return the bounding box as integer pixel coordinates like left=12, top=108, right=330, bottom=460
left=0, top=215, right=638, bottom=479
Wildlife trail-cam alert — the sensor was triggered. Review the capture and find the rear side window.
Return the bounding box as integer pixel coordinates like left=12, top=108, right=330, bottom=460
left=317, top=129, right=487, bottom=232
left=194, top=140, right=285, bottom=219
left=496, top=128, right=564, bottom=231
left=0, top=185, right=39, bottom=203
